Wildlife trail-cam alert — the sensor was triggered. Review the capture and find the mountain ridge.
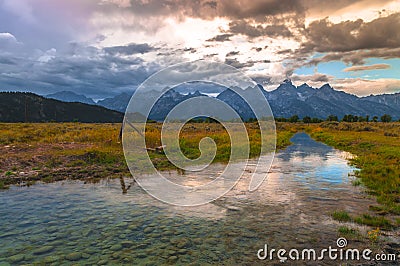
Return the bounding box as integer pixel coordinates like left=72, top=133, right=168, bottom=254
left=46, top=91, right=96, bottom=105
left=95, top=81, right=400, bottom=119
left=2, top=81, right=399, bottom=121
left=0, top=92, right=123, bottom=123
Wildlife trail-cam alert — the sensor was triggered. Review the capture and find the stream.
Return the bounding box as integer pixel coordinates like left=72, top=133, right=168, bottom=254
left=0, top=133, right=385, bottom=265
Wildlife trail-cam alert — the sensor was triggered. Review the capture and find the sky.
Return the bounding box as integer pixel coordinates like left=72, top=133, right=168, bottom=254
left=0, top=0, right=400, bottom=99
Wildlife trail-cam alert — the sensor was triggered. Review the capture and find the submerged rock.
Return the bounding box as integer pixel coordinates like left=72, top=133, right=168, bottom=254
left=121, top=241, right=134, bottom=248
left=33, top=245, right=54, bottom=255
left=143, top=227, right=153, bottom=233
left=227, top=206, right=242, bottom=211
left=168, top=256, right=178, bottom=263
left=135, top=253, right=147, bottom=258
left=65, top=252, right=82, bottom=261
left=110, top=244, right=123, bottom=252
left=7, top=254, right=25, bottom=263
left=97, top=259, right=108, bottom=265
left=43, top=255, right=59, bottom=263
left=176, top=238, right=190, bottom=248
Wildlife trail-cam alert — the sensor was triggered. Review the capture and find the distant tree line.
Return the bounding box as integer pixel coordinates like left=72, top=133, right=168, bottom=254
left=181, top=114, right=397, bottom=123
left=274, top=114, right=397, bottom=123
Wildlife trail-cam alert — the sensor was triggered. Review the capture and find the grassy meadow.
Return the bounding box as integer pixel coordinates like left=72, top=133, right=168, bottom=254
left=0, top=122, right=294, bottom=189
left=305, top=122, right=400, bottom=231
left=0, top=121, right=399, bottom=232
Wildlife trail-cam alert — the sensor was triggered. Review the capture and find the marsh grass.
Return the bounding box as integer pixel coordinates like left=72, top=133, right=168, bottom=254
left=0, top=180, right=8, bottom=189
left=332, top=210, right=352, bottom=222
left=332, top=210, right=393, bottom=231
left=338, top=226, right=361, bottom=240
left=354, top=214, right=392, bottom=230
left=309, top=122, right=400, bottom=217
left=351, top=179, right=362, bottom=187
left=0, top=122, right=294, bottom=187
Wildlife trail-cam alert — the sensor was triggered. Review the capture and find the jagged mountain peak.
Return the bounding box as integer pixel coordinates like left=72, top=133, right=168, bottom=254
left=297, top=83, right=312, bottom=89
left=60, top=79, right=400, bottom=121
left=276, top=79, right=296, bottom=92
left=46, top=91, right=95, bottom=105
left=319, top=83, right=334, bottom=91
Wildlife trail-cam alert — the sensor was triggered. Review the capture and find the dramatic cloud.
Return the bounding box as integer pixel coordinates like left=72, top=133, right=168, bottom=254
left=224, top=58, right=254, bottom=68
left=228, top=20, right=292, bottom=38
left=343, top=63, right=391, bottom=72
left=226, top=51, right=239, bottom=57
left=301, top=13, right=400, bottom=53
left=104, top=43, right=156, bottom=55
left=0, top=42, right=161, bottom=98
left=100, top=0, right=305, bottom=20
left=307, top=48, right=400, bottom=65
left=206, top=34, right=233, bottom=42
left=292, top=75, right=400, bottom=96
left=332, top=78, right=400, bottom=96
left=1, top=0, right=400, bottom=97
left=291, top=73, right=334, bottom=87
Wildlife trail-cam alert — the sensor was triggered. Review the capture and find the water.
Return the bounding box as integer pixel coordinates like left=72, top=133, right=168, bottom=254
left=0, top=133, right=377, bottom=265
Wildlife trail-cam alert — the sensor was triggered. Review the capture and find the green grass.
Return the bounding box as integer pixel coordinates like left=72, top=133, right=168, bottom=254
left=308, top=122, right=400, bottom=216
left=332, top=210, right=393, bottom=230
left=0, top=180, right=9, bottom=190
left=332, top=210, right=352, bottom=222
left=354, top=214, right=392, bottom=230
left=5, top=171, right=14, bottom=177
left=338, top=226, right=361, bottom=240
left=351, top=179, right=362, bottom=186
left=0, top=122, right=295, bottom=185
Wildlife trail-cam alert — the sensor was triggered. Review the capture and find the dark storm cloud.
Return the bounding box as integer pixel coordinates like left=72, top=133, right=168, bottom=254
left=302, top=0, right=395, bottom=17
left=296, top=12, right=400, bottom=65
left=291, top=73, right=331, bottom=83
left=277, top=49, right=293, bottom=54
left=115, top=0, right=305, bottom=20
left=203, top=53, right=219, bottom=58
left=226, top=51, right=239, bottom=57
left=2, top=0, right=399, bottom=98
left=0, top=54, right=17, bottom=65
left=104, top=43, right=156, bottom=55
left=183, top=47, right=197, bottom=53
left=311, top=74, right=330, bottom=82
left=213, top=0, right=305, bottom=20
left=0, top=43, right=160, bottom=98
left=228, top=20, right=293, bottom=38
left=224, top=58, right=254, bottom=68
left=307, top=47, right=400, bottom=65
left=300, top=13, right=400, bottom=54
left=206, top=34, right=233, bottom=42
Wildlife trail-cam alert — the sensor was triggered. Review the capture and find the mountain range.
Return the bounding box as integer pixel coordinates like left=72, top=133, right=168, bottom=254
left=263, top=80, right=399, bottom=119
left=0, top=92, right=123, bottom=123
left=46, top=91, right=96, bottom=105
left=1, top=80, right=399, bottom=122
left=92, top=80, right=400, bottom=120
